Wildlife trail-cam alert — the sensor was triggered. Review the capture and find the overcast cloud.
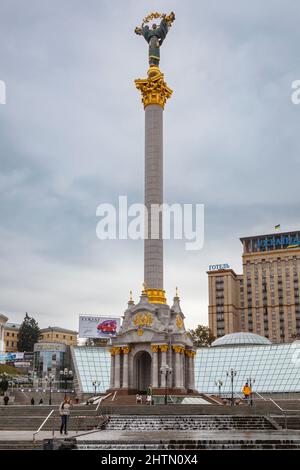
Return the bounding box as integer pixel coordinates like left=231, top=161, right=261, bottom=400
left=0, top=0, right=299, bottom=331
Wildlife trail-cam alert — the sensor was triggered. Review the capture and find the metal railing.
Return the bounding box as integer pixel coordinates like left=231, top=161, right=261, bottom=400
left=96, top=393, right=112, bottom=411
left=269, top=398, right=300, bottom=429
left=33, top=409, right=55, bottom=444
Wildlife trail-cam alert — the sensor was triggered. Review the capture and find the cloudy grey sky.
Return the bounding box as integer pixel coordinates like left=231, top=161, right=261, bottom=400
left=0, top=0, right=299, bottom=332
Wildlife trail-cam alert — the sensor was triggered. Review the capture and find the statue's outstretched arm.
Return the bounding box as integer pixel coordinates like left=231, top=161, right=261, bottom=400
left=157, top=18, right=168, bottom=45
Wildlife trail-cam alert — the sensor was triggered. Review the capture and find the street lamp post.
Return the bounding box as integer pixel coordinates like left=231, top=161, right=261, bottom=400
left=247, top=377, right=255, bottom=406
left=226, top=369, right=237, bottom=406
left=92, top=380, right=101, bottom=396
left=45, top=373, right=55, bottom=405
left=160, top=365, right=172, bottom=405
left=59, top=368, right=73, bottom=399
left=215, top=379, right=223, bottom=398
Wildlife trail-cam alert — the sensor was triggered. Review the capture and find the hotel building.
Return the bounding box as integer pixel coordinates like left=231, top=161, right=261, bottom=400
left=208, top=230, right=300, bottom=343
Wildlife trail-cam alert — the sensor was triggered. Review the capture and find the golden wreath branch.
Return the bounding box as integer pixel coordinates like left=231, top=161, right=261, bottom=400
left=135, top=11, right=175, bottom=35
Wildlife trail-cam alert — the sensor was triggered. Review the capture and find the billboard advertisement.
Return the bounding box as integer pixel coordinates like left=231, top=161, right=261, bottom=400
left=79, top=315, right=121, bottom=339
left=0, top=352, right=22, bottom=362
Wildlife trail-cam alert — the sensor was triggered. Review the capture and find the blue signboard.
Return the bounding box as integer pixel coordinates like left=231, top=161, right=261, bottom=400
left=209, top=264, right=230, bottom=271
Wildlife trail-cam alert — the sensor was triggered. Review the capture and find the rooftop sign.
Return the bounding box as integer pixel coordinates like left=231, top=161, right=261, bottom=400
left=209, top=264, right=230, bottom=271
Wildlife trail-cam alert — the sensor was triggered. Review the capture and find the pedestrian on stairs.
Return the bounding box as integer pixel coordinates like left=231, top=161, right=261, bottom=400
left=59, top=397, right=72, bottom=435
left=242, top=382, right=251, bottom=403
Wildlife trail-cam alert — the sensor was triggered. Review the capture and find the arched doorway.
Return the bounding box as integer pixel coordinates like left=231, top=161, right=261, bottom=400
left=134, top=351, right=152, bottom=392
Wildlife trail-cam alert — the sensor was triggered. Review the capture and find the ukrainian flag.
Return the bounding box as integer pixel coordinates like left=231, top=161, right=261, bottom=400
left=275, top=224, right=281, bottom=231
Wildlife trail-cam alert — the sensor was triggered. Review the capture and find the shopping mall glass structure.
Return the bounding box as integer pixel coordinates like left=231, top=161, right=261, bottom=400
left=71, top=332, right=300, bottom=395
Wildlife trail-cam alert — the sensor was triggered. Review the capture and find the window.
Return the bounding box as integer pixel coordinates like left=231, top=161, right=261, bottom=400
left=56, top=334, right=59, bottom=338
left=6, top=332, right=10, bottom=337
left=63, top=335, right=66, bottom=339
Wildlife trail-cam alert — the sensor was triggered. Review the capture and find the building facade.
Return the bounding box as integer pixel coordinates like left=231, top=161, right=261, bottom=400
left=0, top=314, right=8, bottom=353
left=3, top=322, right=20, bottom=352
left=40, top=327, right=78, bottom=346
left=208, top=231, right=300, bottom=343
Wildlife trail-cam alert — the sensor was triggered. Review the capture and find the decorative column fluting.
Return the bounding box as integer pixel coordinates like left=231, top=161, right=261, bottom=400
left=159, top=344, right=169, bottom=388
left=135, top=66, right=172, bottom=305
left=122, top=346, right=130, bottom=389
left=173, top=346, right=185, bottom=388
left=109, top=348, right=115, bottom=389
left=114, top=347, right=121, bottom=389
left=151, top=344, right=159, bottom=388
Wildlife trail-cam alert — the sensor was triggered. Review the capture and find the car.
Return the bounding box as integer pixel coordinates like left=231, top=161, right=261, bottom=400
left=97, top=319, right=117, bottom=335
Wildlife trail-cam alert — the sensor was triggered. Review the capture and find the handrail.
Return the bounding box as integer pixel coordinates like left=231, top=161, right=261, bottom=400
left=255, top=391, right=267, bottom=401
left=268, top=398, right=300, bottom=429
left=96, top=393, right=112, bottom=412
left=33, top=409, right=55, bottom=443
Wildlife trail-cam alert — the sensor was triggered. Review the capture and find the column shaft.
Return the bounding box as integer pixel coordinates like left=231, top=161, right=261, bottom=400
left=175, top=352, right=181, bottom=388
left=114, top=353, right=120, bottom=389
left=152, top=351, right=158, bottom=388
left=110, top=354, right=115, bottom=389
left=122, top=353, right=129, bottom=389
left=144, top=104, right=163, bottom=290
left=160, top=350, right=167, bottom=388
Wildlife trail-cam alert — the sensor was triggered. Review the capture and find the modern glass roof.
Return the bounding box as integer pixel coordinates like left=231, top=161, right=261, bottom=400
left=71, top=340, right=300, bottom=394
left=211, top=332, right=272, bottom=347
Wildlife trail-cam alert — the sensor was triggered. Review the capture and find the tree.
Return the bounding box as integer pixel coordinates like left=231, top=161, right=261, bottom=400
left=0, top=374, right=9, bottom=396
left=189, top=325, right=215, bottom=347
left=17, top=313, right=41, bottom=352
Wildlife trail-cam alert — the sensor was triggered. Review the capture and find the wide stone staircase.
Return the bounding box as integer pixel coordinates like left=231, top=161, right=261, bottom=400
left=104, top=415, right=276, bottom=431
left=0, top=405, right=102, bottom=431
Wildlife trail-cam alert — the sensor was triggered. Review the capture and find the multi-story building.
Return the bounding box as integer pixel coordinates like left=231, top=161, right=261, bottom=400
left=40, top=327, right=78, bottom=346
left=0, top=314, right=8, bottom=353
left=3, top=322, right=20, bottom=352
left=208, top=230, right=300, bottom=343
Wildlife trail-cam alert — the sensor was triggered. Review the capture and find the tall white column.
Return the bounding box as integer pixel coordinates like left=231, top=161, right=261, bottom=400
left=122, top=347, right=129, bottom=389
left=151, top=345, right=159, bottom=388
left=180, top=349, right=185, bottom=388
left=160, top=345, right=168, bottom=388
left=174, top=346, right=184, bottom=388
left=144, top=104, right=164, bottom=290
left=114, top=348, right=121, bottom=389
left=109, top=351, right=115, bottom=389
left=189, top=352, right=196, bottom=390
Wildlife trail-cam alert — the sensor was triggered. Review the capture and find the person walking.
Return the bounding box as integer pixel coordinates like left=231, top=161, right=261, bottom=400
left=59, top=397, right=71, bottom=435
left=242, top=382, right=251, bottom=403
left=31, top=397, right=35, bottom=406
left=3, top=395, right=9, bottom=405
left=39, top=398, right=44, bottom=405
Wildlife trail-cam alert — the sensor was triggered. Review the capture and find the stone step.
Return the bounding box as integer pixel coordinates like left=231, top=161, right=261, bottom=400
left=103, top=415, right=275, bottom=431
left=76, top=440, right=300, bottom=450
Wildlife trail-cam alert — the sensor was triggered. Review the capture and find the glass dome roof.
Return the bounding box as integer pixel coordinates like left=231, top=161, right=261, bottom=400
left=211, top=332, right=272, bottom=347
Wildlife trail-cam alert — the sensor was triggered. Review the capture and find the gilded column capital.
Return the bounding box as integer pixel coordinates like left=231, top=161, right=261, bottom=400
left=151, top=345, right=159, bottom=353
left=135, top=66, right=173, bottom=109
left=114, top=347, right=121, bottom=355
left=109, top=347, right=116, bottom=356
left=173, top=345, right=185, bottom=354
left=185, top=349, right=196, bottom=357
left=122, top=346, right=130, bottom=354
left=159, top=344, right=169, bottom=353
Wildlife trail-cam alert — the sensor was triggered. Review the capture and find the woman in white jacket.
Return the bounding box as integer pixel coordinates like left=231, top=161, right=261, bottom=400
left=59, top=397, right=71, bottom=435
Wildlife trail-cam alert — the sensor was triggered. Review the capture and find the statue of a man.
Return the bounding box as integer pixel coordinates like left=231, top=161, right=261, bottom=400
left=135, top=12, right=175, bottom=67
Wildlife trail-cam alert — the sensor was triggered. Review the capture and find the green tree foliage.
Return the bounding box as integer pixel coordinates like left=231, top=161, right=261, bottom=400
left=189, top=325, right=215, bottom=347
left=0, top=375, right=9, bottom=396
left=17, top=313, right=41, bottom=352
